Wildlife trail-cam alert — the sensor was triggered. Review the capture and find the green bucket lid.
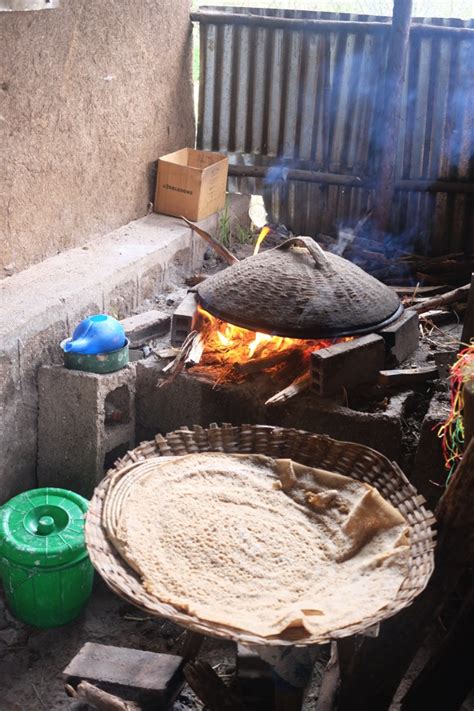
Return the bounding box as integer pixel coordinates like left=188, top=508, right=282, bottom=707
left=0, top=487, right=89, bottom=568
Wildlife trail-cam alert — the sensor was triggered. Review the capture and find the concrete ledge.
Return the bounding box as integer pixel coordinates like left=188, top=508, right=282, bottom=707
left=136, top=364, right=409, bottom=464
left=0, top=213, right=214, bottom=503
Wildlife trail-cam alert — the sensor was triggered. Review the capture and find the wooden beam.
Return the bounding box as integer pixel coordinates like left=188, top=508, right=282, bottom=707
left=463, top=381, right=474, bottom=454
left=228, top=165, right=474, bottom=194
left=372, top=0, right=413, bottom=235
left=461, top=273, right=474, bottom=345
left=315, top=643, right=340, bottom=711
left=337, top=438, right=474, bottom=711
left=190, top=11, right=474, bottom=39
left=411, top=282, right=471, bottom=314
left=400, top=588, right=474, bottom=711
left=184, top=661, right=245, bottom=711
left=228, top=164, right=364, bottom=188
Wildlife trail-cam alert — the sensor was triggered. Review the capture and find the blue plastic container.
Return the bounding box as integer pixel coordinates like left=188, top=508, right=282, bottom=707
left=61, top=314, right=126, bottom=355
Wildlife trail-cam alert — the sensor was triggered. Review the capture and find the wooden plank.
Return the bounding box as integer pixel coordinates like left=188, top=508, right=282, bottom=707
left=401, top=589, right=474, bottom=711
left=229, top=164, right=474, bottom=194
left=63, top=643, right=183, bottom=704
left=337, top=438, right=474, bottom=711
left=65, top=680, right=141, bottom=710
left=464, top=381, right=474, bottom=448
left=378, top=366, right=438, bottom=386
left=461, top=273, right=474, bottom=345
left=184, top=660, right=245, bottom=711
left=315, top=643, right=340, bottom=711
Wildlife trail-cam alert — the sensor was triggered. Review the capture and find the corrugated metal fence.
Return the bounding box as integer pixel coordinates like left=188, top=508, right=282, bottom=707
left=194, top=7, right=474, bottom=255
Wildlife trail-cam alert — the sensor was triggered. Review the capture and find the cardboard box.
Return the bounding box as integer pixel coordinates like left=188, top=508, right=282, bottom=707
left=155, top=148, right=228, bottom=221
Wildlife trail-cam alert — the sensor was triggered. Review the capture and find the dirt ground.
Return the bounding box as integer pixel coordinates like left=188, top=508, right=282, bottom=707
left=0, top=579, right=326, bottom=710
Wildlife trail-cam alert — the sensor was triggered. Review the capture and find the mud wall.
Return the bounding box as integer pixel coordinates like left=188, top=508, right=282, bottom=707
left=0, top=0, right=194, bottom=274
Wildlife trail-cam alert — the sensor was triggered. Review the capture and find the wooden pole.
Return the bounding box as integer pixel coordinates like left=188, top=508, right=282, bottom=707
left=190, top=12, right=474, bottom=39
left=461, top=273, right=474, bottom=345
left=463, top=381, right=474, bottom=449
left=400, top=588, right=474, bottom=711
left=337, top=438, right=474, bottom=711
left=228, top=164, right=474, bottom=194
left=372, top=0, right=413, bottom=236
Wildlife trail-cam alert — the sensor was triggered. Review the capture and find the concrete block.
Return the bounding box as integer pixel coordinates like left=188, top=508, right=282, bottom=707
left=136, top=362, right=408, bottom=464
left=170, top=292, right=198, bottom=347
left=38, top=365, right=136, bottom=498
left=64, top=642, right=183, bottom=704
left=311, top=334, right=385, bottom=397
left=380, top=309, right=419, bottom=366
left=0, top=212, right=215, bottom=504
left=120, top=309, right=170, bottom=347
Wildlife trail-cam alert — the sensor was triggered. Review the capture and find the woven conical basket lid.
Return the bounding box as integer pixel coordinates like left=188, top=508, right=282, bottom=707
left=197, top=237, right=402, bottom=338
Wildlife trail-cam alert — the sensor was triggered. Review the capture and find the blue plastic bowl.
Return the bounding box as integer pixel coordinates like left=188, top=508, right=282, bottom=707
left=61, top=314, right=126, bottom=355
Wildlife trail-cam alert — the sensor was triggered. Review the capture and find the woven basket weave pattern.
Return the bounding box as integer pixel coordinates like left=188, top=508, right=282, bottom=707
left=85, top=424, right=435, bottom=646
left=196, top=240, right=402, bottom=337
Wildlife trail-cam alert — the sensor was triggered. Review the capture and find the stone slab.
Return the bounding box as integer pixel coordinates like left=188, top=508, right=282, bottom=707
left=311, top=334, right=385, bottom=396
left=120, top=309, right=170, bottom=347
left=380, top=309, right=419, bottom=366
left=64, top=642, right=183, bottom=702
left=0, top=212, right=212, bottom=504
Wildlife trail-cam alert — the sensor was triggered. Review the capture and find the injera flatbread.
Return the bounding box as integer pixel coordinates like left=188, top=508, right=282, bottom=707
left=110, top=453, right=410, bottom=639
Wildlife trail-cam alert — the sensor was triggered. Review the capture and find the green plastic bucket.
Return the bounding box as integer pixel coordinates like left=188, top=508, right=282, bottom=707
left=0, top=487, right=94, bottom=627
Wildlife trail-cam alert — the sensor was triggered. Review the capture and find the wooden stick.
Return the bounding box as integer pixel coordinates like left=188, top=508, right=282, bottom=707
left=315, top=643, right=340, bottom=711
left=229, top=164, right=363, bottom=188
left=184, top=661, right=245, bottom=711
left=265, top=371, right=311, bottom=405
left=401, top=588, right=474, bottom=711
left=229, top=165, right=474, bottom=194
left=181, top=217, right=239, bottom=266
left=464, top=381, right=474, bottom=449
left=234, top=349, right=297, bottom=375
left=190, top=11, right=474, bottom=38
left=461, top=273, right=474, bottom=344
left=372, top=0, right=413, bottom=234
left=185, top=332, right=204, bottom=366
left=66, top=681, right=141, bottom=710
left=377, top=366, right=439, bottom=386
left=337, top=439, right=474, bottom=711
left=180, top=630, right=205, bottom=661
left=395, top=178, right=474, bottom=194
left=411, top=283, right=471, bottom=314
left=159, top=331, right=198, bottom=384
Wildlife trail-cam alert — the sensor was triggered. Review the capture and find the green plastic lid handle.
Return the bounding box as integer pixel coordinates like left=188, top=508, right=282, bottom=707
left=37, top=516, right=55, bottom=535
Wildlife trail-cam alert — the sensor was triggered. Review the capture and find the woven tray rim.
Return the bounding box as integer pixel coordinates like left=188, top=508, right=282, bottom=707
left=85, top=423, right=436, bottom=647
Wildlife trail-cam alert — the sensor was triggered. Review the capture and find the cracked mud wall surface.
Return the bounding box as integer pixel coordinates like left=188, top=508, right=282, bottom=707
left=0, top=0, right=194, bottom=275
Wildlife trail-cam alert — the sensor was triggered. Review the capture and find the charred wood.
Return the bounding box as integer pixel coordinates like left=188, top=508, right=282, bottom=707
left=181, top=217, right=239, bottom=266
left=411, top=283, right=471, bottom=314
left=184, top=661, right=245, bottom=711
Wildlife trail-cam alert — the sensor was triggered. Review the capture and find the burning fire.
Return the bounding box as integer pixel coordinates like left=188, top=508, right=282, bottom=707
left=194, top=306, right=342, bottom=377
left=253, top=225, right=271, bottom=255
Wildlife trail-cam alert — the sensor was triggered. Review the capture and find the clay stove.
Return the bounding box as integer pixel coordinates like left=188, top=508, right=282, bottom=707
left=133, top=234, right=422, bottom=469
left=165, top=236, right=409, bottom=402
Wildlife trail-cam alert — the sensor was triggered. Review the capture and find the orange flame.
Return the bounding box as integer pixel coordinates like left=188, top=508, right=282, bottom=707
left=253, top=225, right=271, bottom=256
left=195, top=305, right=347, bottom=371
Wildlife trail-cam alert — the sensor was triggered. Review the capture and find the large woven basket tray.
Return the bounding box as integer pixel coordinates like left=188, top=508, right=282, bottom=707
left=85, top=424, right=436, bottom=647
